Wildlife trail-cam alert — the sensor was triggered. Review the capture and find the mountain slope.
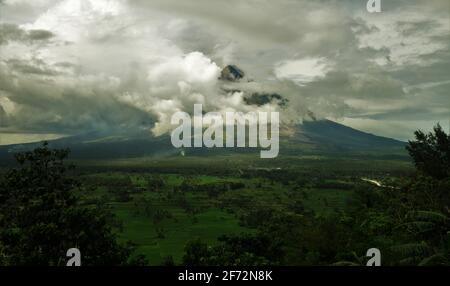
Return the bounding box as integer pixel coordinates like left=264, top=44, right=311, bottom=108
left=0, top=119, right=405, bottom=164
left=296, top=119, right=402, bottom=150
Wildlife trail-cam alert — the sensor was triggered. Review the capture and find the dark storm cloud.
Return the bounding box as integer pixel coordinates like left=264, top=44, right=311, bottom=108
left=6, top=58, right=59, bottom=75
left=0, top=72, right=157, bottom=134
left=0, top=23, right=54, bottom=45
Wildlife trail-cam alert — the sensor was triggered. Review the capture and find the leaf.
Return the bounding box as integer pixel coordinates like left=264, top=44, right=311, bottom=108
left=390, top=242, right=430, bottom=258
left=402, top=221, right=435, bottom=234
left=408, top=210, right=449, bottom=224
left=418, top=254, right=448, bottom=266
left=331, top=261, right=361, bottom=266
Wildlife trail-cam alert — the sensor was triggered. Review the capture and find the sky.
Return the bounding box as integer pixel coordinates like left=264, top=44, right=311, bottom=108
left=0, top=0, right=449, bottom=144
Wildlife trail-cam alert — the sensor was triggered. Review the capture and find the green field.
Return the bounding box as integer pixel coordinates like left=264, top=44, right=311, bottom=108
left=75, top=154, right=412, bottom=265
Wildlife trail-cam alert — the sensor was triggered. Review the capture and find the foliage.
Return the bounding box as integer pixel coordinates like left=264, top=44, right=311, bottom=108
left=0, top=143, right=132, bottom=265
left=2, top=124, right=449, bottom=266
left=406, top=124, right=450, bottom=179
left=182, top=235, right=273, bottom=266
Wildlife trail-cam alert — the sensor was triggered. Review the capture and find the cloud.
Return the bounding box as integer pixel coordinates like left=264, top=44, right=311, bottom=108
left=275, top=58, right=332, bottom=86
left=3, top=0, right=54, bottom=5
left=119, top=51, right=222, bottom=135
left=0, top=61, right=156, bottom=134
left=0, top=23, right=54, bottom=45
left=0, top=0, right=448, bottom=143
left=147, top=52, right=220, bottom=93
left=0, top=105, right=7, bottom=126
left=356, top=11, right=449, bottom=67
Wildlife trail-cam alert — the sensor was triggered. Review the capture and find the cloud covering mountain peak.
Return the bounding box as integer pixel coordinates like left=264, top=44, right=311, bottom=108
left=0, top=0, right=448, bottom=144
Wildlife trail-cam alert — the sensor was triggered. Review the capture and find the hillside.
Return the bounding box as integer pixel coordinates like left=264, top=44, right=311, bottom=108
left=0, top=119, right=406, bottom=165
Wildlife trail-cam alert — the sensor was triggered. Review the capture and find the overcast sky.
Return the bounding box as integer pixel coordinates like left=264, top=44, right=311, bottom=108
left=0, top=0, right=449, bottom=144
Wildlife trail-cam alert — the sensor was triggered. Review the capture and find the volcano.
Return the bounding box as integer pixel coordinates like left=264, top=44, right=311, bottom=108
left=0, top=118, right=405, bottom=165
left=0, top=65, right=406, bottom=163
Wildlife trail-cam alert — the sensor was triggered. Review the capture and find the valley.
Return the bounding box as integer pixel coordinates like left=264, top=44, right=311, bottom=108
left=73, top=153, right=413, bottom=265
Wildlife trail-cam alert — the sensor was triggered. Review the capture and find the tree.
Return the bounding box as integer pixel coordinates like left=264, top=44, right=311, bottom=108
left=0, top=142, right=132, bottom=265
left=182, top=236, right=271, bottom=266
left=406, top=124, right=450, bottom=179
left=182, top=239, right=210, bottom=266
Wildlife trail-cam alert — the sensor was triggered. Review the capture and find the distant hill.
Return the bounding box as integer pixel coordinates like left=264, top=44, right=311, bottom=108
left=0, top=119, right=405, bottom=165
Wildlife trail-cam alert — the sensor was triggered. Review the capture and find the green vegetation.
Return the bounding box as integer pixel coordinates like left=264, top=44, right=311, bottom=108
left=0, top=125, right=449, bottom=266
left=0, top=143, right=136, bottom=266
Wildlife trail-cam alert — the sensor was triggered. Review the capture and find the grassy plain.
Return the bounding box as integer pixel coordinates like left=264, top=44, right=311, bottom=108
left=74, top=152, right=413, bottom=265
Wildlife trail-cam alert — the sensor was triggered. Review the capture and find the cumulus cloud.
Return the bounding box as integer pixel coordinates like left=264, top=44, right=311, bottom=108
left=0, top=0, right=448, bottom=143
left=119, top=52, right=221, bottom=135
left=275, top=58, right=332, bottom=86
